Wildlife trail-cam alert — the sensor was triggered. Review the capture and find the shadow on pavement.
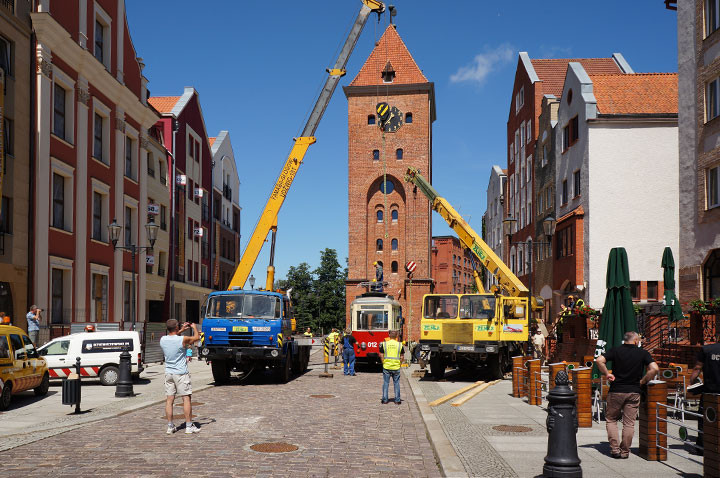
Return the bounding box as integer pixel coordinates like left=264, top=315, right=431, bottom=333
left=5, top=390, right=58, bottom=410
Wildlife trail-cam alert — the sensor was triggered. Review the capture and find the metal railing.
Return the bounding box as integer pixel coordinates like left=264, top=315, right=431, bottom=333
left=0, top=0, right=14, bottom=13
left=655, top=402, right=703, bottom=465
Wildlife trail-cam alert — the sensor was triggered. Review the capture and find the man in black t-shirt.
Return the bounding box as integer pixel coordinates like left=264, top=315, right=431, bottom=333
left=689, top=332, right=720, bottom=452
left=596, top=331, right=659, bottom=459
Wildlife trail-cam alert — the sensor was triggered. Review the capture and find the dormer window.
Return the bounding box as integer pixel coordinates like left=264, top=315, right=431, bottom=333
left=382, top=61, right=395, bottom=83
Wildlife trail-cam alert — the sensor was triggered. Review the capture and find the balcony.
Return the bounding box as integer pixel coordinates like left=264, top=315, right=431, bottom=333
left=223, top=184, right=232, bottom=201
left=158, top=268, right=165, bottom=277
left=160, top=175, right=166, bottom=186
left=147, top=166, right=155, bottom=178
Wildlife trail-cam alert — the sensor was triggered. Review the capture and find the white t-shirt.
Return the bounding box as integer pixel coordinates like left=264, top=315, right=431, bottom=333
left=532, top=334, right=545, bottom=348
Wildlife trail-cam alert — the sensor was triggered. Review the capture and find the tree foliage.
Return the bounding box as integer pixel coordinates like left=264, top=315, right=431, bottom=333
left=277, top=248, right=346, bottom=333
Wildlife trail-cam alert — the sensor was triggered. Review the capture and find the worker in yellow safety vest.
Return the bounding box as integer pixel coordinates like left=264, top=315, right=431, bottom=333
left=327, top=328, right=339, bottom=364
left=303, top=328, right=312, bottom=337
left=379, top=330, right=405, bottom=404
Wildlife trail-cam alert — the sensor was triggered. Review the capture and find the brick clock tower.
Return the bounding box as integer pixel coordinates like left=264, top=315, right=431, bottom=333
left=343, top=25, right=435, bottom=342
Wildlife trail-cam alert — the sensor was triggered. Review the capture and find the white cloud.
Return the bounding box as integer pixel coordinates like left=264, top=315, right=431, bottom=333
left=450, top=44, right=515, bottom=85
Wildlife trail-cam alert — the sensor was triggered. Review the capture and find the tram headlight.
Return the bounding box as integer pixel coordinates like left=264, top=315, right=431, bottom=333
left=361, top=342, right=367, bottom=350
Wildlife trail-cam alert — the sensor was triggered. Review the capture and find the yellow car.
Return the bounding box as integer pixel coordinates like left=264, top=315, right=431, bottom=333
left=0, top=324, right=49, bottom=410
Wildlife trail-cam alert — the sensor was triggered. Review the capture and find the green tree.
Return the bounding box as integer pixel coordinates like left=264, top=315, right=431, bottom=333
left=312, top=248, right=346, bottom=332
left=279, top=262, right=315, bottom=331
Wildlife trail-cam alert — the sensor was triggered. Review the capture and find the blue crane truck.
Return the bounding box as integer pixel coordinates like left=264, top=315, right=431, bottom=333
left=199, top=290, right=312, bottom=384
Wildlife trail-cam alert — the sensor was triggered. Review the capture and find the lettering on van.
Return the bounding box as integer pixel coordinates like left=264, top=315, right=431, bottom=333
left=82, top=339, right=133, bottom=353
left=423, top=324, right=440, bottom=331
left=474, top=325, right=495, bottom=332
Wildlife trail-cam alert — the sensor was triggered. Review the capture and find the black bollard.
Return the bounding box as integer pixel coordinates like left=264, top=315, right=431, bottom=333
left=73, top=356, right=82, bottom=414
left=114, top=347, right=135, bottom=397
left=543, top=370, right=582, bottom=477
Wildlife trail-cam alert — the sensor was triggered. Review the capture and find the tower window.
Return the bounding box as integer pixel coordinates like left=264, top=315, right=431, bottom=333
left=382, top=60, right=395, bottom=83
left=391, top=261, right=398, bottom=273
left=405, top=112, right=413, bottom=124
left=379, top=180, right=394, bottom=194
left=391, top=238, right=398, bottom=251
left=396, top=148, right=403, bottom=160
left=391, top=209, right=398, bottom=222
left=376, top=210, right=383, bottom=223
left=376, top=239, right=383, bottom=251
left=368, top=115, right=376, bottom=125
left=372, top=149, right=380, bottom=160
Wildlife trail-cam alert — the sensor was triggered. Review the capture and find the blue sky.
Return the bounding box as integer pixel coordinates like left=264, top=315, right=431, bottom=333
left=126, top=1, right=678, bottom=281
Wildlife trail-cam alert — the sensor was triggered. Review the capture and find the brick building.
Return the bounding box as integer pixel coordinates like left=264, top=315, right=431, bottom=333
left=32, top=0, right=159, bottom=332
left=431, top=236, right=474, bottom=294
left=0, top=1, right=32, bottom=327
left=343, top=25, right=434, bottom=341
left=677, top=0, right=720, bottom=303
left=505, top=53, right=629, bottom=294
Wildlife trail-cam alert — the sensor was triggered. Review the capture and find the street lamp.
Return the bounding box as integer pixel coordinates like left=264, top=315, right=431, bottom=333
left=108, top=218, right=159, bottom=331
left=249, top=274, right=256, bottom=290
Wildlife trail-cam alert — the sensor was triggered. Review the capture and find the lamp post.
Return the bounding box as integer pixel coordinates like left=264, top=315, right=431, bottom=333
left=249, top=274, right=256, bottom=290
left=108, top=219, right=159, bottom=331
left=502, top=215, right=556, bottom=331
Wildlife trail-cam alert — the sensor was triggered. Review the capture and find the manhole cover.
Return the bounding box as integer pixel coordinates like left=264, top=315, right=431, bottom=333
left=250, top=442, right=299, bottom=453
left=309, top=394, right=335, bottom=399
left=175, top=402, right=204, bottom=407
left=493, top=425, right=533, bottom=433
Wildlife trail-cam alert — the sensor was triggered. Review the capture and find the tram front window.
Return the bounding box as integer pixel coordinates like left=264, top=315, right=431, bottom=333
left=459, top=295, right=496, bottom=319
left=356, top=310, right=388, bottom=330
left=423, top=295, right=458, bottom=319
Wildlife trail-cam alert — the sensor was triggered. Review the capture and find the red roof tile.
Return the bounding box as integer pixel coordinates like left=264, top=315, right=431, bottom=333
left=350, top=25, right=428, bottom=86
left=209, top=137, right=216, bottom=147
left=590, top=73, right=678, bottom=115
left=148, top=96, right=180, bottom=114
left=530, top=58, right=622, bottom=97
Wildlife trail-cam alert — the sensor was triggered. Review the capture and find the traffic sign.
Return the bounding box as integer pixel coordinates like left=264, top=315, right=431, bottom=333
left=406, top=261, right=417, bottom=273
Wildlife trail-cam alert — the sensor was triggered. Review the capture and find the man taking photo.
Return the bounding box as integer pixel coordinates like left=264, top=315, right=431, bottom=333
left=160, top=319, right=201, bottom=435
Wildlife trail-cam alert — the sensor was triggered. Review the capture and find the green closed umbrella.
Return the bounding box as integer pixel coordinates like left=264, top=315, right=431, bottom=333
left=592, top=248, right=638, bottom=378
left=661, top=247, right=683, bottom=323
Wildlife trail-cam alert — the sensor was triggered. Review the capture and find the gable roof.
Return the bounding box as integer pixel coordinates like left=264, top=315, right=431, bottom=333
left=209, top=137, right=216, bottom=147
left=531, top=58, right=623, bottom=97
left=590, top=73, right=678, bottom=115
left=349, top=25, right=428, bottom=86
left=148, top=96, right=180, bottom=114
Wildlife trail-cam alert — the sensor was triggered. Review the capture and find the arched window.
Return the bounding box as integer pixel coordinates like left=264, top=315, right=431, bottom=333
left=396, top=148, right=403, bottom=160
left=379, top=180, right=394, bottom=194
left=704, top=249, right=720, bottom=299
left=376, top=210, right=383, bottom=223
left=391, top=261, right=398, bottom=273
left=372, top=149, right=380, bottom=160
left=368, top=115, right=376, bottom=125
left=376, top=239, right=383, bottom=251
left=405, top=112, right=413, bottom=124
left=391, top=209, right=398, bottom=222
left=391, top=238, right=398, bottom=251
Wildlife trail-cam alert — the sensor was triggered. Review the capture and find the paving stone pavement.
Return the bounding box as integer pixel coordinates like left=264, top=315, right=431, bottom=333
left=0, top=355, right=442, bottom=477
left=415, top=379, right=518, bottom=478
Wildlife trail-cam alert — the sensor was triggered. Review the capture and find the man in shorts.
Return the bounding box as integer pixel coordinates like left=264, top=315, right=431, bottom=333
left=160, top=319, right=201, bottom=434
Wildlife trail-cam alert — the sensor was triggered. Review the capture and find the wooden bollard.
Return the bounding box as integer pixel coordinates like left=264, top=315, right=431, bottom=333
left=703, top=393, right=720, bottom=478
left=570, top=367, right=592, bottom=427
left=512, top=356, right=525, bottom=398
left=520, top=356, right=532, bottom=398
left=527, top=359, right=542, bottom=405
left=549, top=362, right=566, bottom=390
left=638, top=380, right=668, bottom=461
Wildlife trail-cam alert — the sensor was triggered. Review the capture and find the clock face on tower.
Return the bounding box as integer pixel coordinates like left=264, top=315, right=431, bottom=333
left=382, top=106, right=403, bottom=133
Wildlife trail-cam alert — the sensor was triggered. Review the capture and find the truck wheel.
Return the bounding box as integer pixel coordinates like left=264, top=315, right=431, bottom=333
left=292, top=347, right=303, bottom=374
left=212, top=360, right=230, bottom=385
left=488, top=354, right=503, bottom=380
left=99, top=366, right=119, bottom=386
left=274, top=354, right=291, bottom=384
left=34, top=373, right=50, bottom=396
left=0, top=382, right=11, bottom=410
left=429, top=354, right=446, bottom=380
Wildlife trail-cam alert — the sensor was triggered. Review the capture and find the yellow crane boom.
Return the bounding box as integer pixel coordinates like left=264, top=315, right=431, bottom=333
left=227, top=1, right=385, bottom=291
left=404, top=167, right=529, bottom=297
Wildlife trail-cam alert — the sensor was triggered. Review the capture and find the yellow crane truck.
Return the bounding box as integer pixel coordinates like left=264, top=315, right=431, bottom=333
left=404, top=167, right=540, bottom=379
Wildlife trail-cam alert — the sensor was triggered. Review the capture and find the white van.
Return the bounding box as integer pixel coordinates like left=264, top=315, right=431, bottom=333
left=37, top=331, right=143, bottom=386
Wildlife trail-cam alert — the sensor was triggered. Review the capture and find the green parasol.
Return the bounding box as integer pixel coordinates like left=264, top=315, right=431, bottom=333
left=661, top=247, right=683, bottom=322
left=592, top=248, right=638, bottom=378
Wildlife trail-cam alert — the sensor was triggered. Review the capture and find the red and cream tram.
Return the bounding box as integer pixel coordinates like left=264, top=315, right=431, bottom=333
left=349, top=292, right=402, bottom=365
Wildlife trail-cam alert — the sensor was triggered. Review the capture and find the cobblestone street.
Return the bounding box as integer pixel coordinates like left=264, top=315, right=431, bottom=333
left=1, top=354, right=441, bottom=477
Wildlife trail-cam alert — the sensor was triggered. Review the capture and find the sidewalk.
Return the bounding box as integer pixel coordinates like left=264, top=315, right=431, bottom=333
left=0, top=359, right=214, bottom=451
left=404, top=365, right=704, bottom=478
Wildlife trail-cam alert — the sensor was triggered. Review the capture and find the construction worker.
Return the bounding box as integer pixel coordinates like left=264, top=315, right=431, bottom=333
left=372, top=261, right=384, bottom=292
left=303, top=327, right=312, bottom=337
left=379, top=330, right=405, bottom=404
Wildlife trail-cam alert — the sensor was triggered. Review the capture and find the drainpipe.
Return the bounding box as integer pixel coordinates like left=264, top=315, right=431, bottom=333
left=27, top=29, right=36, bottom=315
left=169, top=118, right=177, bottom=319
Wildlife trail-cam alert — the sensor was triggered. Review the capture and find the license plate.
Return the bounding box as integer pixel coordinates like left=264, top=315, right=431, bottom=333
left=421, top=345, right=430, bottom=351
left=210, top=327, right=226, bottom=332
left=457, top=345, right=475, bottom=352
left=232, top=326, right=248, bottom=332
left=253, top=327, right=270, bottom=332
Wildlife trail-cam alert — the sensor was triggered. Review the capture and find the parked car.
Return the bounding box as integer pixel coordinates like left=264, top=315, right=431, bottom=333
left=38, top=331, right=143, bottom=386
left=0, top=324, right=49, bottom=410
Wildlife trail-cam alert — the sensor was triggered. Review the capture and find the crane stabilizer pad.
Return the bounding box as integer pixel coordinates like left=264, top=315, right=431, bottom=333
left=319, top=372, right=333, bottom=378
